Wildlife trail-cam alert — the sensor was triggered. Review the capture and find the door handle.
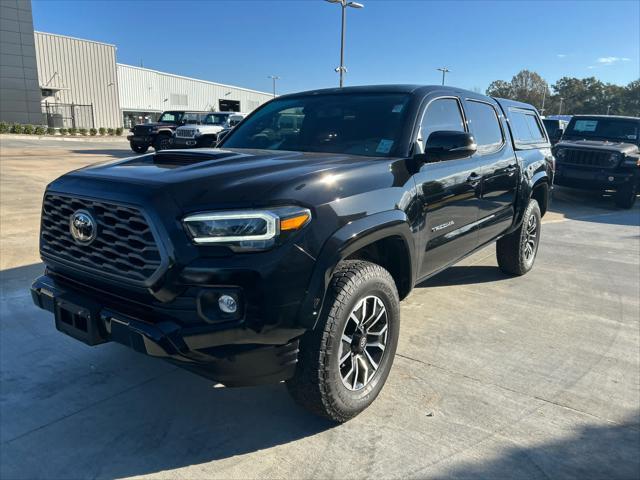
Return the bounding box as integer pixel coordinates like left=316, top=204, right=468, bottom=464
left=505, top=165, right=518, bottom=175
left=466, top=173, right=481, bottom=185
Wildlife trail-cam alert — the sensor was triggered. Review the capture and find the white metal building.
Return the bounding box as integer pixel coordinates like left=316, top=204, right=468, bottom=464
left=117, top=64, right=273, bottom=128
left=35, top=31, right=121, bottom=128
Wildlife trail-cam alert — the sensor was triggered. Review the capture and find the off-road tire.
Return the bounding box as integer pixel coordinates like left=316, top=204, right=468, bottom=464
left=153, top=134, right=172, bottom=151
left=130, top=143, right=149, bottom=154
left=614, top=183, right=637, bottom=209
left=286, top=260, right=400, bottom=423
left=496, top=199, right=541, bottom=276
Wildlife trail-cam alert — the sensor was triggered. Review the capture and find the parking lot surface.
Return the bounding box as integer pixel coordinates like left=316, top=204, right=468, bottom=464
left=1, top=137, right=639, bottom=479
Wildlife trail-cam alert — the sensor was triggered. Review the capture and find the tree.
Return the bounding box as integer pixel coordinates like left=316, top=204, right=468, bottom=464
left=487, top=70, right=639, bottom=116
left=486, top=80, right=512, bottom=99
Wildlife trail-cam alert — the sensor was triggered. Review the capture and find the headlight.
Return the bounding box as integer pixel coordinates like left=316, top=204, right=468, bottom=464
left=608, top=152, right=621, bottom=163
left=183, top=206, right=311, bottom=251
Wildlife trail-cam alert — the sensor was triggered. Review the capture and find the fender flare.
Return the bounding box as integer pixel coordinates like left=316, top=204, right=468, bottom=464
left=508, top=170, right=551, bottom=234
left=298, top=210, right=416, bottom=329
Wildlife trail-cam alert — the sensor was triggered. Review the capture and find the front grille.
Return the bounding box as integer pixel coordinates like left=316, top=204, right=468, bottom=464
left=176, top=128, right=196, bottom=138
left=558, top=149, right=617, bottom=168
left=41, top=194, right=163, bottom=284
left=133, top=125, right=153, bottom=135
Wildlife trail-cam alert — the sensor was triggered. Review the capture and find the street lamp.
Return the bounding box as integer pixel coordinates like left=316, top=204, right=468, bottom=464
left=325, top=0, right=364, bottom=88
left=268, top=75, right=280, bottom=97
left=436, top=67, right=450, bottom=86
left=558, top=97, right=564, bottom=115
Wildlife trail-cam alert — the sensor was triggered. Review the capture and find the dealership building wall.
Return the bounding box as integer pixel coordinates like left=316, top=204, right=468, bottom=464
left=34, top=31, right=121, bottom=128
left=117, top=64, right=272, bottom=127
left=0, top=0, right=43, bottom=124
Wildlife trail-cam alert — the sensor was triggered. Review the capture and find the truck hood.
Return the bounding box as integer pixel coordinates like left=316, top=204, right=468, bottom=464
left=556, top=139, right=639, bottom=155
left=54, top=148, right=390, bottom=211
left=176, top=125, right=225, bottom=134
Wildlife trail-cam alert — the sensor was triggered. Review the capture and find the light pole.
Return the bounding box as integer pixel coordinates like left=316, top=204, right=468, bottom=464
left=436, top=67, right=450, bottom=86
left=326, top=0, right=364, bottom=88
left=606, top=104, right=611, bottom=115
left=558, top=97, right=564, bottom=115
left=268, top=75, right=280, bottom=97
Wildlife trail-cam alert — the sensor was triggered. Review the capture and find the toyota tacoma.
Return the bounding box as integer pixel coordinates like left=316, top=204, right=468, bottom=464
left=32, top=85, right=553, bottom=422
left=553, top=115, right=639, bottom=208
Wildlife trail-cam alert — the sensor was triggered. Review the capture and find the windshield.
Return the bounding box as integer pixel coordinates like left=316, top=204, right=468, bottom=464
left=221, top=93, right=411, bottom=157
left=564, top=117, right=639, bottom=143
left=158, top=112, right=184, bottom=123
left=204, top=113, right=230, bottom=125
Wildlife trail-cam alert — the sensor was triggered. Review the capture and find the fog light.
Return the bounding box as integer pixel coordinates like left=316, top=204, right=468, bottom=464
left=218, top=294, right=237, bottom=313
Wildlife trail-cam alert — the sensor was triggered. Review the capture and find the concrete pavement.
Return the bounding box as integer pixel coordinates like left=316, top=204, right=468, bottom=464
left=1, top=138, right=638, bottom=479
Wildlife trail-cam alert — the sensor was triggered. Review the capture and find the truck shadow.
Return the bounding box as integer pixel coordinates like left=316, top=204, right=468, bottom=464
left=416, top=265, right=509, bottom=288
left=0, top=263, right=335, bottom=479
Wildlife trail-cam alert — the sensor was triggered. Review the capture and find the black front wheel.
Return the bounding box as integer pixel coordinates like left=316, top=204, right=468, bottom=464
left=614, top=183, right=637, bottom=209
left=286, top=260, right=400, bottom=423
left=496, top=199, right=541, bottom=276
left=153, top=135, right=172, bottom=151
left=130, top=143, right=149, bottom=154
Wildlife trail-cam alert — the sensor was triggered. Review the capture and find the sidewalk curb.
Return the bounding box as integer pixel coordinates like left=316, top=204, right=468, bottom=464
left=0, top=134, right=128, bottom=143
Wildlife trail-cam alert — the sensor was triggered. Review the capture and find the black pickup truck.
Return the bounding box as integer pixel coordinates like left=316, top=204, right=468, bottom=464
left=127, top=111, right=207, bottom=153
left=553, top=115, right=639, bottom=208
left=32, top=85, right=553, bottom=422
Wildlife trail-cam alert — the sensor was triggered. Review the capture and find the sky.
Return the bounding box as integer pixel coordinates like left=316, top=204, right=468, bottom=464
left=32, top=0, right=639, bottom=95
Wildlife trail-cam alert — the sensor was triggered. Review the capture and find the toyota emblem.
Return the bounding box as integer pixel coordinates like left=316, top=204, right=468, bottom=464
left=69, top=209, right=97, bottom=244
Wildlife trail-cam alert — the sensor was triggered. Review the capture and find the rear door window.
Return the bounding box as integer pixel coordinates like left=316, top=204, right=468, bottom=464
left=465, top=100, right=504, bottom=154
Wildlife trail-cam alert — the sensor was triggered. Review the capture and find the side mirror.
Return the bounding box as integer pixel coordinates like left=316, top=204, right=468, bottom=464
left=416, top=131, right=477, bottom=163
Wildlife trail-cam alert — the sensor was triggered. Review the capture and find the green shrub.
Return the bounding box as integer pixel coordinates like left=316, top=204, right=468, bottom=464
left=107, top=128, right=115, bottom=136
left=59, top=128, right=68, bottom=135
left=10, top=124, right=23, bottom=134
left=68, top=127, right=77, bottom=135
left=115, top=127, right=123, bottom=136
left=47, top=127, right=56, bottom=135
left=78, top=128, right=88, bottom=136
left=34, top=125, right=46, bottom=135
left=89, top=128, right=97, bottom=136
left=98, top=127, right=106, bottom=136
left=0, top=122, right=8, bottom=134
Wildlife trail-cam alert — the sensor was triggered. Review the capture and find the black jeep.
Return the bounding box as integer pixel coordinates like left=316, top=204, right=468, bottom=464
left=554, top=115, right=640, bottom=208
left=127, top=111, right=207, bottom=153
left=32, top=85, right=553, bottom=422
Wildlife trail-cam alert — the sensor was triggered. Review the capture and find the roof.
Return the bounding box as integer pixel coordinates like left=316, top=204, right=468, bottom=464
left=493, top=97, right=540, bottom=111
left=35, top=31, right=116, bottom=48
left=279, top=84, right=482, bottom=98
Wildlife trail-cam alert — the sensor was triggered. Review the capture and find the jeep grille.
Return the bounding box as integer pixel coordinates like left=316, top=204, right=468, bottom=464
left=176, top=129, right=197, bottom=138
left=40, top=194, right=163, bottom=284
left=558, top=149, right=618, bottom=169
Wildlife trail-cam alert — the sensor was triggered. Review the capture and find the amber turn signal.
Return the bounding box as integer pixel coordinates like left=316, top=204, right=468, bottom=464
left=280, top=212, right=311, bottom=231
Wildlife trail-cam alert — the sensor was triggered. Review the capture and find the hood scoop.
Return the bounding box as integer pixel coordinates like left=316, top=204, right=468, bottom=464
left=152, top=149, right=239, bottom=166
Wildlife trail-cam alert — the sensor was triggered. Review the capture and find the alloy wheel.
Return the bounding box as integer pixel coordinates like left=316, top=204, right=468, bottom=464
left=338, top=295, right=389, bottom=391
left=524, top=214, right=538, bottom=261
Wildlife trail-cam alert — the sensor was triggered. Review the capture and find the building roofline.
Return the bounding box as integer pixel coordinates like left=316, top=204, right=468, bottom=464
left=34, top=31, right=117, bottom=48
left=117, top=63, right=272, bottom=97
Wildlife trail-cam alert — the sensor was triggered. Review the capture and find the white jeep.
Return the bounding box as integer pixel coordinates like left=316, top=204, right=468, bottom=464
left=173, top=112, right=247, bottom=148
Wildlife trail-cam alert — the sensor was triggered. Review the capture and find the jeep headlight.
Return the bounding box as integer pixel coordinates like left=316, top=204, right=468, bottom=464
left=183, top=206, right=311, bottom=251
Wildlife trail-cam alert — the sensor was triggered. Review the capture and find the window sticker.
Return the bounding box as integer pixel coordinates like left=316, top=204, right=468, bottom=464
left=392, top=104, right=404, bottom=113
left=376, top=139, right=394, bottom=153
left=574, top=120, right=598, bottom=132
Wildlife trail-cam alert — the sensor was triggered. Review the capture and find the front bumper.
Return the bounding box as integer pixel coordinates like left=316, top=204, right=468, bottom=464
left=127, top=135, right=153, bottom=146
left=31, top=273, right=301, bottom=386
left=555, top=165, right=637, bottom=190
left=172, top=137, right=199, bottom=148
